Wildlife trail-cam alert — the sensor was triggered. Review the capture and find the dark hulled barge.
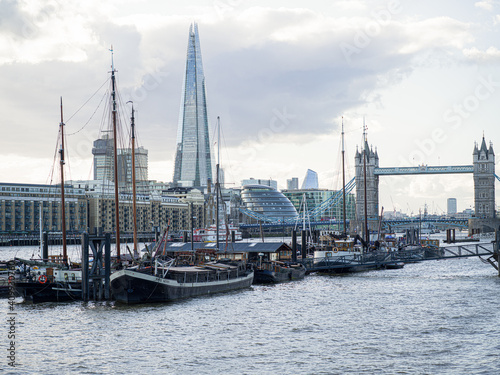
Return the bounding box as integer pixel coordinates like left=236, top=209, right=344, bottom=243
left=253, top=261, right=306, bottom=284
left=110, top=251, right=254, bottom=304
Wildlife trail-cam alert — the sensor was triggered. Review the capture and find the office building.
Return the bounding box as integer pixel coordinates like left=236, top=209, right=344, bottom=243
left=172, top=23, right=213, bottom=188
left=240, top=185, right=297, bottom=220
left=287, top=177, right=299, bottom=190
left=282, top=188, right=356, bottom=222
left=447, top=198, right=457, bottom=216
left=241, top=178, right=278, bottom=190
left=301, top=169, right=319, bottom=189
left=92, top=136, right=149, bottom=190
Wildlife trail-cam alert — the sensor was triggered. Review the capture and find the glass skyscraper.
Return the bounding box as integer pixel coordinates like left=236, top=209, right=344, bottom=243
left=173, top=23, right=213, bottom=188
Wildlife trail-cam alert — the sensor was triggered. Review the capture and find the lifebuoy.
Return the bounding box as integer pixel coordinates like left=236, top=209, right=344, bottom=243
left=333, top=247, right=338, bottom=253
left=38, top=275, right=48, bottom=284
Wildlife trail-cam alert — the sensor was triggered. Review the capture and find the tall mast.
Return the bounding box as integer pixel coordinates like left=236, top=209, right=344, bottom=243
left=363, top=118, right=369, bottom=246
left=110, top=47, right=121, bottom=261
left=341, top=116, right=347, bottom=236
left=216, top=116, right=220, bottom=251
left=59, top=97, right=68, bottom=265
left=128, top=101, right=138, bottom=255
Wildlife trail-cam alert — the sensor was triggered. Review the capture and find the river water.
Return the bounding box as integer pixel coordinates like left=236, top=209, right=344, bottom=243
left=1, top=244, right=500, bottom=374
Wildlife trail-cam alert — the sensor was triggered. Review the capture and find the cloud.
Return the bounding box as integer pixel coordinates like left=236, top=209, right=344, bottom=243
left=0, top=1, right=489, bottom=197
left=463, top=46, right=500, bottom=62
left=475, top=0, right=495, bottom=11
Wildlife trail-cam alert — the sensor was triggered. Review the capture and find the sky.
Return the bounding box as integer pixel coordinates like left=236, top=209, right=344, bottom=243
left=0, top=0, right=499, bottom=216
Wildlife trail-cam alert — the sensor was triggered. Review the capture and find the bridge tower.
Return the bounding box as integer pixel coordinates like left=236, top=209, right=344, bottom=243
left=473, top=137, right=495, bottom=218
left=355, top=139, right=379, bottom=233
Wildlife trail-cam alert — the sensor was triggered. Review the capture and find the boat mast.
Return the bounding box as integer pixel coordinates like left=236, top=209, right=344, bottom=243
left=128, top=101, right=138, bottom=255
left=363, top=118, right=369, bottom=247
left=341, top=116, right=347, bottom=236
left=110, top=47, right=121, bottom=261
left=39, top=204, right=43, bottom=258
left=216, top=116, right=220, bottom=251
left=59, top=97, right=68, bottom=265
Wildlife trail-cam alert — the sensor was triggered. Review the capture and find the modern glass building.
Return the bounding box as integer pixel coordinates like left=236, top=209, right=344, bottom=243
left=92, top=136, right=148, bottom=192
left=173, top=23, right=213, bottom=188
left=301, top=169, right=319, bottom=189
left=282, top=189, right=356, bottom=222
left=447, top=198, right=457, bottom=216
left=286, top=177, right=299, bottom=190
left=240, top=185, right=298, bottom=220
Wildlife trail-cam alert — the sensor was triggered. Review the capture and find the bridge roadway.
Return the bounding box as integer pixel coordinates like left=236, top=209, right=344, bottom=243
left=298, top=242, right=498, bottom=274
left=374, top=165, right=474, bottom=175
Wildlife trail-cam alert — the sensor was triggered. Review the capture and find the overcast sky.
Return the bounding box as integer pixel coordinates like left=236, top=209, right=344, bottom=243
left=1, top=0, right=499, bottom=215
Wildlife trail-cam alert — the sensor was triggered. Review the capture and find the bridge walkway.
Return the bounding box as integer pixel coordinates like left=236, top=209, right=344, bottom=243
left=299, top=242, right=499, bottom=274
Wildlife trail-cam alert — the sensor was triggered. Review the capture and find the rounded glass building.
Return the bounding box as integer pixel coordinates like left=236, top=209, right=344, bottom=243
left=240, top=185, right=298, bottom=219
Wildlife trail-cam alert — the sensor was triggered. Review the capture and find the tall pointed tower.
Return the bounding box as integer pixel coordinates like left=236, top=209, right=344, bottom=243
left=354, top=139, right=379, bottom=232
left=473, top=137, right=495, bottom=218
left=173, top=23, right=213, bottom=188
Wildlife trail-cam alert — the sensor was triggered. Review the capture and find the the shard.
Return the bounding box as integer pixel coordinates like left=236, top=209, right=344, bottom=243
left=172, top=23, right=213, bottom=188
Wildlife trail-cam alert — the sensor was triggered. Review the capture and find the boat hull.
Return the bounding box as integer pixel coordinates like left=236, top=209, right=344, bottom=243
left=14, top=281, right=81, bottom=303
left=254, top=266, right=306, bottom=284
left=110, top=269, right=254, bottom=304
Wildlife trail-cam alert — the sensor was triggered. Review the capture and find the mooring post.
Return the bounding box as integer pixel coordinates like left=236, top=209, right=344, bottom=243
left=292, top=230, right=297, bottom=262
left=301, top=230, right=307, bottom=259
left=42, top=232, right=49, bottom=262
left=81, top=232, right=89, bottom=302
left=496, top=228, right=500, bottom=277
left=104, top=233, right=111, bottom=300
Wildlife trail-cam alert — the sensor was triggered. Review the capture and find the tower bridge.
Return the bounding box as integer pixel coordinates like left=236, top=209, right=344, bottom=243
left=355, top=136, right=497, bottom=235
left=239, top=136, right=497, bottom=234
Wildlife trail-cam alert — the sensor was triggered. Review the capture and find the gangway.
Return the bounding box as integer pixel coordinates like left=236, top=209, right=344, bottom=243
left=299, top=242, right=499, bottom=274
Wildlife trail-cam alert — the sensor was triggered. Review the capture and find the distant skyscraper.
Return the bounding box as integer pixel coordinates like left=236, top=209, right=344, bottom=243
left=301, top=169, right=319, bottom=189
left=92, top=135, right=114, bottom=182
left=287, top=177, right=299, bottom=190
left=173, top=23, right=213, bottom=188
left=92, top=135, right=148, bottom=189
left=241, top=178, right=278, bottom=190
left=447, top=198, right=457, bottom=215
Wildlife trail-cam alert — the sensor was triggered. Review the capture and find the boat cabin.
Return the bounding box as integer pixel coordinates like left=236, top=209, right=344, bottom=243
left=160, top=242, right=293, bottom=263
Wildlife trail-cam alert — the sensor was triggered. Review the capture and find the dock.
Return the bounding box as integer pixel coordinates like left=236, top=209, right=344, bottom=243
left=299, top=242, right=499, bottom=274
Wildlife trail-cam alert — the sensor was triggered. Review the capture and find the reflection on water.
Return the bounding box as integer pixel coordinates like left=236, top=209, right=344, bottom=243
left=1, top=245, right=499, bottom=374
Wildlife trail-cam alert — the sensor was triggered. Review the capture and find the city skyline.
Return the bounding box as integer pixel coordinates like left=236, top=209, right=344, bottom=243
left=0, top=1, right=499, bottom=214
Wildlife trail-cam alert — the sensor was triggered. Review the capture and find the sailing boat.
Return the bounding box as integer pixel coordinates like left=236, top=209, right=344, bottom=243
left=194, top=116, right=242, bottom=245
left=311, top=118, right=369, bottom=273
left=109, top=116, right=254, bottom=304
left=14, top=99, right=83, bottom=302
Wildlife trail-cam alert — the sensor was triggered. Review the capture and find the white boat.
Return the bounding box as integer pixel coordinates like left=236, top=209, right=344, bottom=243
left=193, top=224, right=242, bottom=242
left=313, top=236, right=364, bottom=265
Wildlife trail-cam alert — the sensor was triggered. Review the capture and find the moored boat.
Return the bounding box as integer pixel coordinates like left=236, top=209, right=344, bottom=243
left=253, top=261, right=306, bottom=284
left=193, top=224, right=242, bottom=242
left=14, top=258, right=82, bottom=302
left=110, top=250, right=254, bottom=304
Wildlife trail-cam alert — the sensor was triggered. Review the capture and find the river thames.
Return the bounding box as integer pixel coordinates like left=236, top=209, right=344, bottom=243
left=2, top=244, right=500, bottom=374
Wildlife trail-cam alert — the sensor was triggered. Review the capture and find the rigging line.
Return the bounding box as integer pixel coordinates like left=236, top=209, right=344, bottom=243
left=46, top=127, right=62, bottom=185
left=65, top=77, right=110, bottom=126
left=67, top=89, right=109, bottom=136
